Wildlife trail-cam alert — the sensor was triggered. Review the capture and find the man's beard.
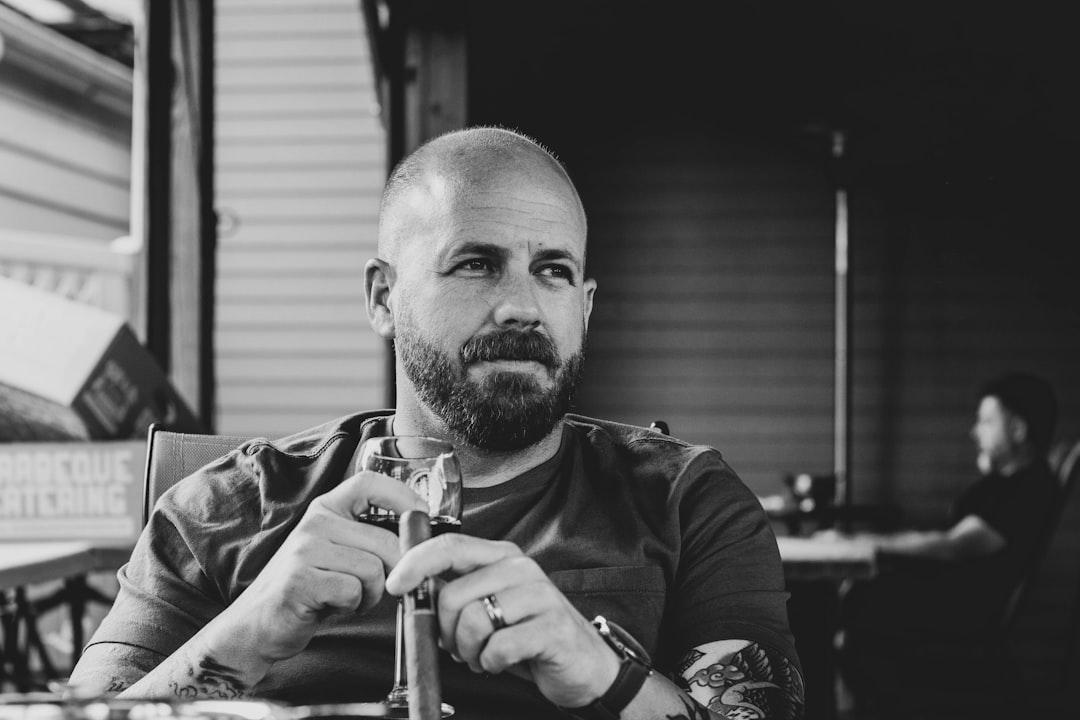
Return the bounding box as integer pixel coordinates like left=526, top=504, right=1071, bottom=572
left=396, top=325, right=586, bottom=452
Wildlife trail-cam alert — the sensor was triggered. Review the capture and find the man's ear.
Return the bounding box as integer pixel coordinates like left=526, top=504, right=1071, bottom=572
left=365, top=258, right=396, bottom=339
left=1009, top=415, right=1029, bottom=445
left=582, top=278, right=597, bottom=331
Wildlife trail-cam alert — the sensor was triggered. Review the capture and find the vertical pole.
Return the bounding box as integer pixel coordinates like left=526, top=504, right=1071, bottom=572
left=198, top=0, right=216, bottom=430
left=833, top=131, right=851, bottom=510
left=144, top=0, right=172, bottom=373
left=382, top=6, right=407, bottom=410
left=127, top=2, right=148, bottom=343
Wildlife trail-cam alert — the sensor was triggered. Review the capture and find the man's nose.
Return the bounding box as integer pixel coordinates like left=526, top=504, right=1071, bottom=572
left=491, top=272, right=541, bottom=329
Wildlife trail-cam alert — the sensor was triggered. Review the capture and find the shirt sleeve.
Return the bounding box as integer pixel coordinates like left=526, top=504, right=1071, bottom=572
left=85, top=504, right=229, bottom=657
left=85, top=415, right=376, bottom=659
left=663, top=450, right=800, bottom=671
left=83, top=445, right=268, bottom=657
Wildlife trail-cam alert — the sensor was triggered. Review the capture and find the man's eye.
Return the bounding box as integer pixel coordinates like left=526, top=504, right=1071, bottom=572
left=458, top=259, right=493, bottom=272
left=538, top=265, right=573, bottom=281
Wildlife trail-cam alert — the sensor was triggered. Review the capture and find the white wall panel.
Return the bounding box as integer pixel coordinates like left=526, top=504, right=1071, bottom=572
left=218, top=91, right=374, bottom=115
left=218, top=140, right=382, bottom=167
left=217, top=63, right=373, bottom=90
left=217, top=114, right=382, bottom=141
left=215, top=0, right=387, bottom=436
left=216, top=36, right=370, bottom=63
left=0, top=97, right=130, bottom=179
left=217, top=168, right=385, bottom=194
left=219, top=220, right=379, bottom=247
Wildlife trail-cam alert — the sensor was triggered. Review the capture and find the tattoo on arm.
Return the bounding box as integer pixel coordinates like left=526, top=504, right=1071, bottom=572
left=665, top=696, right=711, bottom=720
left=676, top=648, right=704, bottom=677
left=106, top=679, right=130, bottom=693
left=169, top=657, right=250, bottom=700
left=676, top=643, right=805, bottom=720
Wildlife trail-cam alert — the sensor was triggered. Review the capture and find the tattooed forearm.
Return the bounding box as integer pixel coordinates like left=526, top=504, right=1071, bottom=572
left=106, top=679, right=130, bottom=693
left=677, top=642, right=805, bottom=720
left=169, top=657, right=251, bottom=700
left=676, top=648, right=705, bottom=677
left=665, top=696, right=711, bottom=720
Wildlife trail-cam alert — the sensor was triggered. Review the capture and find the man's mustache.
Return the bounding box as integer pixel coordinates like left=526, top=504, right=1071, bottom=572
left=461, top=331, right=559, bottom=368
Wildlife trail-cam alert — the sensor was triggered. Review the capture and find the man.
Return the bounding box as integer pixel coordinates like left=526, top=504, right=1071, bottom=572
left=70, top=127, right=804, bottom=719
left=838, top=371, right=1059, bottom=711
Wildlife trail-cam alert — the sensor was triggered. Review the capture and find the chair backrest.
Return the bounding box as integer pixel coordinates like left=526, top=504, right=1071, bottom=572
left=1006, top=437, right=1080, bottom=686
left=1049, top=437, right=1080, bottom=493
left=142, top=423, right=255, bottom=527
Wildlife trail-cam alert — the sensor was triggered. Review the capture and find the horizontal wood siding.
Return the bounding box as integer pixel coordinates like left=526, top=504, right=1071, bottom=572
left=851, top=196, right=1080, bottom=524
left=0, top=87, right=130, bottom=239
left=214, top=0, right=386, bottom=437
left=561, top=130, right=1080, bottom=522
left=571, top=133, right=836, bottom=495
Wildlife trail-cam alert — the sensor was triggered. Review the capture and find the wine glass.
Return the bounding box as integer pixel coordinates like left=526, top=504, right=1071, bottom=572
left=354, top=436, right=462, bottom=719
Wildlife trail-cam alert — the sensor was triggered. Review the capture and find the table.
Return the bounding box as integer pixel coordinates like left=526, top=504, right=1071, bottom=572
left=777, top=534, right=879, bottom=720
left=1, top=543, right=131, bottom=590
left=1, top=542, right=132, bottom=691
left=777, top=535, right=878, bottom=582
left=761, top=495, right=903, bottom=536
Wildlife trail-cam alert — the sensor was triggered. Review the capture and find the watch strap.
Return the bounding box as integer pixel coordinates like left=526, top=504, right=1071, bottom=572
left=563, top=616, right=652, bottom=720
left=577, top=654, right=652, bottom=720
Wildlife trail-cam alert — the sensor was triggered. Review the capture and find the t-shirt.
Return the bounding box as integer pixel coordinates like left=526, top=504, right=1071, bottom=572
left=852, top=459, right=1062, bottom=637
left=948, top=459, right=1059, bottom=598
left=87, top=411, right=797, bottom=719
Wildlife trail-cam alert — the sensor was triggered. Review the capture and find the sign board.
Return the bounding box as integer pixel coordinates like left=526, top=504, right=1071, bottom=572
left=0, top=439, right=145, bottom=543
left=0, top=277, right=202, bottom=441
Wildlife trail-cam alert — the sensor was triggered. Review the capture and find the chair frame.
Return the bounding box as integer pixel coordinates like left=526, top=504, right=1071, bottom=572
left=142, top=423, right=255, bottom=527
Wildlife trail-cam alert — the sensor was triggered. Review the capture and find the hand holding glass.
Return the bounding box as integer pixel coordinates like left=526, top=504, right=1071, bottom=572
left=354, top=436, right=461, bottom=719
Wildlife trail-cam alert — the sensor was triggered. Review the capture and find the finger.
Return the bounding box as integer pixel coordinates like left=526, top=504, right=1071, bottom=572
left=480, top=616, right=554, bottom=676
left=385, top=534, right=523, bottom=595
left=301, top=541, right=390, bottom=614
left=454, top=594, right=508, bottom=673
left=306, top=512, right=405, bottom=569
left=451, top=579, right=558, bottom=671
left=315, top=569, right=364, bottom=613
left=269, top=527, right=392, bottom=613
left=434, top=555, right=544, bottom=659
left=437, top=555, right=544, bottom=617
left=479, top=601, right=605, bottom=702
left=314, top=470, right=428, bottom=520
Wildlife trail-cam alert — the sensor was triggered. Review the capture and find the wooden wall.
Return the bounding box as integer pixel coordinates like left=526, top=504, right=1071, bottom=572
left=571, top=132, right=836, bottom=498
left=0, top=5, right=131, bottom=242
left=214, top=0, right=387, bottom=437
left=850, top=191, right=1080, bottom=524
left=464, top=1, right=1080, bottom=524
left=567, top=129, right=1080, bottom=522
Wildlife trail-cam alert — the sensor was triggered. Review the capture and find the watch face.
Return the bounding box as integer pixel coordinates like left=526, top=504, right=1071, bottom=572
left=595, top=616, right=651, bottom=665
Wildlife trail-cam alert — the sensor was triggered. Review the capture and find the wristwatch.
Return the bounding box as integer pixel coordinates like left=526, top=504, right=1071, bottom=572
left=562, top=615, right=653, bottom=720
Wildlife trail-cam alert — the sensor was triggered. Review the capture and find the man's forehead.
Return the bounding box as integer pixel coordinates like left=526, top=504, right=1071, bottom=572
left=388, top=166, right=586, bottom=260
left=980, top=396, right=1008, bottom=417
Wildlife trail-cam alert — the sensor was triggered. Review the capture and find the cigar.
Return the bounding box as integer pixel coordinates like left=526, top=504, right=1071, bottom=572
left=400, top=510, right=441, bottom=720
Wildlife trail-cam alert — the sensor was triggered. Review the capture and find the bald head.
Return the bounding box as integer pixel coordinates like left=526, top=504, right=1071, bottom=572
left=377, top=127, right=587, bottom=262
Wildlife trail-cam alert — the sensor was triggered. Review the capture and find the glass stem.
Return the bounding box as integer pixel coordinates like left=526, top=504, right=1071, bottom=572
left=387, top=599, right=409, bottom=706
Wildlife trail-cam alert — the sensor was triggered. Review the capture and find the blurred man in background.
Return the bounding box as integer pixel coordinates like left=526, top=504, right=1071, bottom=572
left=838, top=371, right=1059, bottom=715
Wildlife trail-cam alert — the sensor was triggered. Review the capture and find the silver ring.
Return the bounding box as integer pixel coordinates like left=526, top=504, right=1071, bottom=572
left=481, top=594, right=507, bottom=631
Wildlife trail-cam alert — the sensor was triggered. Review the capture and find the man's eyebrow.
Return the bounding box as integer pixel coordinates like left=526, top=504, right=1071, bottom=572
left=437, top=241, right=508, bottom=264
left=533, top=247, right=582, bottom=271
